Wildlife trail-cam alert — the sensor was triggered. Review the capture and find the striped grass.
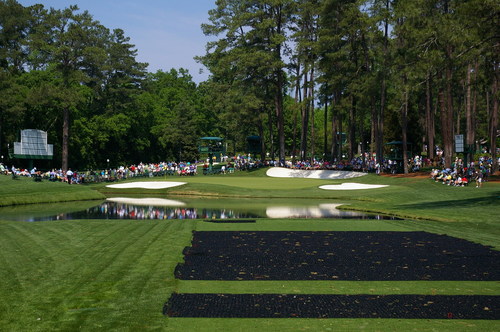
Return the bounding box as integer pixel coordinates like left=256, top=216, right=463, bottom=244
left=0, top=170, right=498, bottom=331
left=0, top=218, right=498, bottom=331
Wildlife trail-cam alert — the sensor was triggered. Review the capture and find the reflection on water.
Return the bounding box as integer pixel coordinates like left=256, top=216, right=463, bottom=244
left=266, top=204, right=370, bottom=219
left=10, top=197, right=401, bottom=221
left=24, top=201, right=260, bottom=221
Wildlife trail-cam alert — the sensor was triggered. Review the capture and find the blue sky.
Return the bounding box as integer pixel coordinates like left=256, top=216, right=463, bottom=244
left=17, top=0, right=216, bottom=83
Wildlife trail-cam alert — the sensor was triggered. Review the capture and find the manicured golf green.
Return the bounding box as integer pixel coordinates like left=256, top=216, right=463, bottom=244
left=0, top=170, right=498, bottom=331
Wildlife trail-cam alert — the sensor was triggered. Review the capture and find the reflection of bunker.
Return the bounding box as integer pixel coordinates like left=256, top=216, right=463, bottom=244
left=106, top=197, right=185, bottom=207
left=266, top=204, right=366, bottom=219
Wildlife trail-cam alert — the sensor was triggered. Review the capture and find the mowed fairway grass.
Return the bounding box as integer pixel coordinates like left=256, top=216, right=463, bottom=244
left=0, top=169, right=499, bottom=331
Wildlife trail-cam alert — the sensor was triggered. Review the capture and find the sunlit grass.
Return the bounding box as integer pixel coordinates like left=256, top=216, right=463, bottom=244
left=0, top=174, right=104, bottom=207
left=0, top=169, right=498, bottom=331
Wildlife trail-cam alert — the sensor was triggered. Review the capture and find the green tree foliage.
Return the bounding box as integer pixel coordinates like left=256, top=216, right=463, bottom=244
left=147, top=69, right=203, bottom=161
left=198, top=0, right=295, bottom=161
left=1, top=1, right=199, bottom=169
left=1, top=0, right=497, bottom=171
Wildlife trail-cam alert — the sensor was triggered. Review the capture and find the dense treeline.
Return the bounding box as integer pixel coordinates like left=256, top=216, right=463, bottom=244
left=0, top=0, right=498, bottom=172
left=0, top=0, right=219, bottom=170
left=198, top=0, right=498, bottom=172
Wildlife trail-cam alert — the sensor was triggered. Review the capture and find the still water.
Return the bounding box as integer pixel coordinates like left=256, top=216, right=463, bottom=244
left=2, top=197, right=401, bottom=221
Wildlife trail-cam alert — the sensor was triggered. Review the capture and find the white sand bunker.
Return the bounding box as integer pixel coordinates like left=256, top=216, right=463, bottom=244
left=319, top=183, right=388, bottom=190
left=107, top=197, right=185, bottom=206
left=266, top=167, right=367, bottom=180
left=106, top=181, right=186, bottom=189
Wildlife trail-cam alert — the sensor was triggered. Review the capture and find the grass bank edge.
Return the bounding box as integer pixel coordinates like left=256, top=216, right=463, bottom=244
left=0, top=174, right=105, bottom=207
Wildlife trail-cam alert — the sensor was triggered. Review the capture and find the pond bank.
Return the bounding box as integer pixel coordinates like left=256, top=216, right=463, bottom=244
left=0, top=175, right=104, bottom=207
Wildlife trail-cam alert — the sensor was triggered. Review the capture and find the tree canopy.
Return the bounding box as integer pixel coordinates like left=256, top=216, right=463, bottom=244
left=1, top=0, right=498, bottom=172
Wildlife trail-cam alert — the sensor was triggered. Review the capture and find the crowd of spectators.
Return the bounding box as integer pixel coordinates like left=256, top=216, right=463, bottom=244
left=1, top=157, right=268, bottom=183
left=1, top=153, right=496, bottom=186
left=280, top=154, right=424, bottom=174
left=430, top=156, right=494, bottom=188
left=0, top=156, right=434, bottom=183
left=1, top=161, right=201, bottom=184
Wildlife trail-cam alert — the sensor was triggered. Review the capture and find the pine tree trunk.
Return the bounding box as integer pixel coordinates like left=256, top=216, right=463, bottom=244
left=377, top=78, right=386, bottom=164
left=371, top=96, right=377, bottom=157
left=349, top=96, right=356, bottom=160
left=330, top=98, right=338, bottom=162
left=258, top=116, right=265, bottom=162
left=275, top=69, right=285, bottom=162
left=292, top=65, right=301, bottom=161
left=309, top=68, right=315, bottom=160
left=376, top=0, right=389, bottom=165
left=472, top=60, right=478, bottom=153
left=456, top=92, right=462, bottom=136
left=338, top=107, right=343, bottom=161
left=446, top=66, right=454, bottom=167
left=402, top=85, right=409, bottom=174
left=441, top=65, right=454, bottom=168
left=292, top=106, right=298, bottom=162
left=439, top=86, right=447, bottom=166
left=267, top=104, right=274, bottom=160
left=426, top=73, right=435, bottom=160
left=300, top=67, right=309, bottom=160
left=62, top=106, right=69, bottom=171
left=324, top=96, right=328, bottom=158
left=465, top=63, right=474, bottom=164
left=490, top=62, right=498, bottom=173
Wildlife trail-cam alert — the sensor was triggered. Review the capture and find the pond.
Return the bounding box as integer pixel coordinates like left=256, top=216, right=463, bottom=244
left=1, top=197, right=401, bottom=221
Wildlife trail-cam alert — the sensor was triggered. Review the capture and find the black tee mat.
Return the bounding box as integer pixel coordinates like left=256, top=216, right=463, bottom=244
left=203, top=219, right=256, bottom=223
left=174, top=231, right=499, bottom=281
left=164, top=293, right=499, bottom=319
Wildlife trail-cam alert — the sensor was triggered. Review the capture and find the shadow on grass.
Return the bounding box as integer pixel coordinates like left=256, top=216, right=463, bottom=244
left=398, top=191, right=500, bottom=210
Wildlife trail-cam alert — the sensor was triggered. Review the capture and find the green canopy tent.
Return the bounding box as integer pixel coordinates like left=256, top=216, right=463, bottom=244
left=198, top=137, right=225, bottom=164
left=385, top=141, right=413, bottom=173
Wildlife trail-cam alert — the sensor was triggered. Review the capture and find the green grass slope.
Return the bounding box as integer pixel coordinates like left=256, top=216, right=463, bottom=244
left=0, top=175, right=104, bottom=206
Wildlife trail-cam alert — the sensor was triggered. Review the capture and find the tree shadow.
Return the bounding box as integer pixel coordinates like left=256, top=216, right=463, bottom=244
left=398, top=191, right=500, bottom=210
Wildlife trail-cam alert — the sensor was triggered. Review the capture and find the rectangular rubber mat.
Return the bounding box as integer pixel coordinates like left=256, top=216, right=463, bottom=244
left=164, top=293, right=499, bottom=319
left=203, top=219, right=257, bottom=223
left=175, top=231, right=499, bottom=281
